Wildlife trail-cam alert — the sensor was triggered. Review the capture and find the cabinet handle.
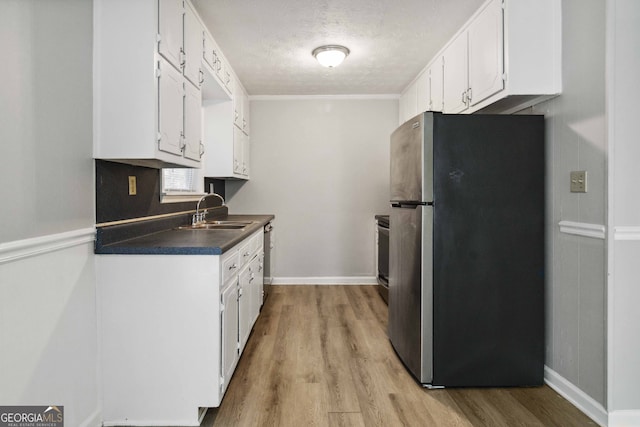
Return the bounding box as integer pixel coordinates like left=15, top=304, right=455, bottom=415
left=467, top=88, right=472, bottom=104
left=461, top=90, right=466, bottom=105
left=228, top=263, right=237, bottom=271
left=180, top=49, right=186, bottom=68
left=199, top=69, right=204, bottom=86
left=199, top=142, right=205, bottom=158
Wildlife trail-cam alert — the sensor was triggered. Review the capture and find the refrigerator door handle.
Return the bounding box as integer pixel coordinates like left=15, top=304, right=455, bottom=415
left=391, top=201, right=432, bottom=208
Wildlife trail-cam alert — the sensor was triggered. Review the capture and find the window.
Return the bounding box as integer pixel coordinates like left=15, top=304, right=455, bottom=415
left=160, top=168, right=205, bottom=203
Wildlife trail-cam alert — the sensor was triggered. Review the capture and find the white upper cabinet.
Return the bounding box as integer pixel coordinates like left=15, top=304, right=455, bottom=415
left=416, top=69, right=430, bottom=114
left=158, top=0, right=183, bottom=70
left=468, top=0, right=504, bottom=107
left=94, top=0, right=250, bottom=169
left=399, top=56, right=444, bottom=124
left=443, top=0, right=504, bottom=113
left=233, top=80, right=250, bottom=136
left=203, top=94, right=250, bottom=180
left=399, top=81, right=418, bottom=124
left=401, top=0, right=561, bottom=116
left=233, top=80, right=242, bottom=129
left=429, top=57, right=444, bottom=112
left=203, top=30, right=228, bottom=91
left=159, top=0, right=202, bottom=89
left=203, top=30, right=216, bottom=69
left=94, top=0, right=202, bottom=167
left=443, top=31, right=469, bottom=113
left=183, top=1, right=204, bottom=89
left=183, top=80, right=203, bottom=161
left=157, top=56, right=185, bottom=157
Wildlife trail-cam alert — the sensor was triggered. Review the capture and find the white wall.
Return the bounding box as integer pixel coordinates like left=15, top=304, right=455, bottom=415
left=528, top=0, right=608, bottom=421
left=226, top=98, right=397, bottom=283
left=607, top=0, right=640, bottom=423
left=0, top=1, right=95, bottom=242
left=0, top=1, right=99, bottom=426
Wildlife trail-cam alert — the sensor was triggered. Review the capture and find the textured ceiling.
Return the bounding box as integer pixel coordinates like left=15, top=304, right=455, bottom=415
left=192, top=0, right=485, bottom=96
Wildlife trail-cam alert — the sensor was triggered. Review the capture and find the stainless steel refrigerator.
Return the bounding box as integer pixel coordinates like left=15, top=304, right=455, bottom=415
left=388, top=112, right=545, bottom=388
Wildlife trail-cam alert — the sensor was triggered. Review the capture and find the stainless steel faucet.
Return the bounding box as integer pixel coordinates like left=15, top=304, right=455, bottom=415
left=193, top=193, right=226, bottom=225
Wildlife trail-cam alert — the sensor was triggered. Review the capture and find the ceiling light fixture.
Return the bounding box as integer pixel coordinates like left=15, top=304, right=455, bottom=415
left=312, top=45, right=350, bottom=68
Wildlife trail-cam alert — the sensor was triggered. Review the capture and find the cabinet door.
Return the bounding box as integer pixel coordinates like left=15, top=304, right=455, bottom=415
left=429, top=57, right=444, bottom=112
left=183, top=81, right=202, bottom=161
left=468, top=0, right=504, bottom=106
left=443, top=32, right=469, bottom=113
left=224, top=66, right=233, bottom=91
left=158, top=57, right=184, bottom=156
left=242, top=93, right=250, bottom=135
left=398, top=91, right=406, bottom=125
left=203, top=31, right=215, bottom=69
left=250, top=255, right=262, bottom=322
left=242, top=133, right=250, bottom=177
left=416, top=70, right=430, bottom=113
left=405, top=81, right=418, bottom=120
left=257, top=252, right=264, bottom=308
left=238, top=265, right=252, bottom=352
left=214, top=50, right=224, bottom=83
left=183, top=1, right=203, bottom=88
left=158, top=0, right=183, bottom=71
left=221, top=282, right=239, bottom=395
left=233, top=81, right=242, bottom=129
left=233, top=126, right=243, bottom=174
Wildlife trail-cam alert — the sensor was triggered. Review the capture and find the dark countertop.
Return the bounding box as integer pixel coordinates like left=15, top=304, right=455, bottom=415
left=95, top=212, right=274, bottom=255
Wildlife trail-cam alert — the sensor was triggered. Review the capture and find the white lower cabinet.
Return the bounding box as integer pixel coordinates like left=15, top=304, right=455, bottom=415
left=220, top=277, right=239, bottom=397
left=97, top=229, right=264, bottom=426
left=238, top=262, right=253, bottom=353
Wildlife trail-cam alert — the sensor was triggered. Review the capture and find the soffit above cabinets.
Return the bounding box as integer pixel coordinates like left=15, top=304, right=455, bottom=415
left=191, top=0, right=485, bottom=96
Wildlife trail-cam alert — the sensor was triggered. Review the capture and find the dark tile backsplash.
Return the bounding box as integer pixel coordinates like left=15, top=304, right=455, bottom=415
left=96, top=160, right=216, bottom=224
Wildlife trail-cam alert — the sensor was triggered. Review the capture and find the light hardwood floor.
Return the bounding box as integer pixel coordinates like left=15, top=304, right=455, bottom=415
left=203, top=285, right=597, bottom=426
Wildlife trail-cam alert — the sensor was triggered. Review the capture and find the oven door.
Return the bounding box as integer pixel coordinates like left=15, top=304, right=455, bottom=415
left=377, top=222, right=390, bottom=303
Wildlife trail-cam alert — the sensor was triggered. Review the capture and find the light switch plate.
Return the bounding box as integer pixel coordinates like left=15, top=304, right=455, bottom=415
left=128, top=176, right=137, bottom=195
left=570, top=171, right=587, bottom=193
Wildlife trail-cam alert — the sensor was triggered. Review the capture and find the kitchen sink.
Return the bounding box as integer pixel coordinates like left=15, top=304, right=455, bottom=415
left=175, top=220, right=255, bottom=231
left=204, top=220, right=254, bottom=226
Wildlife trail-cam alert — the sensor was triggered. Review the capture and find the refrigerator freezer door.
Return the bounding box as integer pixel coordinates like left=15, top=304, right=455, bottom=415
left=388, top=204, right=433, bottom=384
left=390, top=113, right=434, bottom=203
left=430, top=114, right=545, bottom=387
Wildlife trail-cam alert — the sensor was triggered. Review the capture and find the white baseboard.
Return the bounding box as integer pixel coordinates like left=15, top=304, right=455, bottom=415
left=272, top=276, right=378, bottom=285
left=609, top=410, right=640, bottom=427
left=544, top=366, right=608, bottom=426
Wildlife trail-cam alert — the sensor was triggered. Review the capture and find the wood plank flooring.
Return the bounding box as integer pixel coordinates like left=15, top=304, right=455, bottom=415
left=203, top=285, right=597, bottom=427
